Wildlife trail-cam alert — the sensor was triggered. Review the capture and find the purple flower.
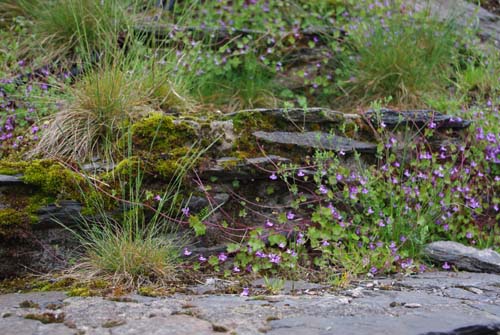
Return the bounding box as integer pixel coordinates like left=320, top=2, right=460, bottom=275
left=419, top=264, right=426, bottom=273
left=233, top=266, right=240, bottom=273
left=255, top=250, right=267, bottom=258
left=268, top=253, right=281, bottom=264
left=199, top=255, right=207, bottom=262
left=218, top=253, right=228, bottom=262
left=240, top=287, right=249, bottom=297
left=286, top=211, right=295, bottom=220
left=318, top=185, right=328, bottom=194
left=30, top=125, right=39, bottom=134
left=181, top=207, right=190, bottom=217
left=369, top=266, right=378, bottom=274
left=297, top=169, right=305, bottom=177
left=265, top=219, right=274, bottom=227
left=269, top=173, right=278, bottom=180
left=183, top=248, right=192, bottom=256
left=442, top=262, right=451, bottom=270
left=321, top=240, right=330, bottom=247
left=154, top=195, right=162, bottom=201
left=466, top=232, right=473, bottom=239
left=278, top=242, right=286, bottom=249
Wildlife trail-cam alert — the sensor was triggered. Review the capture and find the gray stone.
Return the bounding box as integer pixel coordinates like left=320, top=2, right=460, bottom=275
left=0, top=272, right=499, bottom=335
left=253, top=131, right=377, bottom=153
left=365, top=108, right=472, bottom=129
left=0, top=174, right=23, bottom=186
left=227, top=108, right=355, bottom=124
left=423, top=241, right=500, bottom=273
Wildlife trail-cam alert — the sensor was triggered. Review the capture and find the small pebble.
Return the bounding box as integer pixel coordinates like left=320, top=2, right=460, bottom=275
left=404, top=303, right=422, bottom=309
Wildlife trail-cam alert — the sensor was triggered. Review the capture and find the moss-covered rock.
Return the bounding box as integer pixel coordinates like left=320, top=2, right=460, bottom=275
left=131, top=113, right=197, bottom=152
left=23, top=160, right=84, bottom=196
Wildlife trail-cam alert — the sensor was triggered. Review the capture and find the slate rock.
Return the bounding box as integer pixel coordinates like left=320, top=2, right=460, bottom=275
left=365, top=108, right=472, bottom=129
left=0, top=174, right=23, bottom=186
left=253, top=131, right=377, bottom=153
left=423, top=241, right=500, bottom=273
left=227, top=108, right=356, bottom=124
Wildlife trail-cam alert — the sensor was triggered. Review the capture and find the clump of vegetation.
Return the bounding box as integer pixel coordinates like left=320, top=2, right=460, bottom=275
left=339, top=14, right=458, bottom=106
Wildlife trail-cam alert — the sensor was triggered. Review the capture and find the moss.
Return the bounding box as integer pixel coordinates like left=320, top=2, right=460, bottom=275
left=66, top=287, right=92, bottom=297
left=155, top=147, right=192, bottom=179
left=102, top=156, right=143, bottom=181
left=131, top=113, right=197, bottom=153
left=22, top=160, right=84, bottom=197
left=0, top=160, right=28, bottom=175
left=19, top=300, right=40, bottom=309
left=24, top=312, right=65, bottom=324
left=0, top=208, right=31, bottom=227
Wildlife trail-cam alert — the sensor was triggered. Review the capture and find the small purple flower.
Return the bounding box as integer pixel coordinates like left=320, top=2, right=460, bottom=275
left=286, top=211, right=295, bottom=220
left=268, top=253, right=281, bottom=264
left=265, top=219, right=274, bottom=227
left=240, top=287, right=249, bottom=297
left=255, top=250, right=267, bottom=258
left=30, top=125, right=39, bottom=134
left=442, top=262, right=451, bottom=270
left=318, top=185, right=328, bottom=194
left=297, top=169, right=305, bottom=177
left=269, top=173, right=278, bottom=180
left=154, top=195, right=162, bottom=201
left=199, top=255, right=207, bottom=262
left=321, top=240, right=330, bottom=247
left=181, top=207, right=190, bottom=217
left=419, top=264, right=426, bottom=273
left=183, top=248, right=192, bottom=256
left=218, top=253, right=228, bottom=262
left=466, top=232, right=473, bottom=239
left=369, top=266, right=378, bottom=274
left=233, top=266, right=241, bottom=272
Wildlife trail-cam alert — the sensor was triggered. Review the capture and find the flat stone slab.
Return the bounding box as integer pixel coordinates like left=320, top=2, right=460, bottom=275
left=0, top=174, right=23, bottom=186
left=423, top=241, right=500, bottom=273
left=253, top=131, right=377, bottom=153
left=227, top=108, right=359, bottom=124
left=365, top=108, right=472, bottom=129
left=0, top=272, right=499, bottom=335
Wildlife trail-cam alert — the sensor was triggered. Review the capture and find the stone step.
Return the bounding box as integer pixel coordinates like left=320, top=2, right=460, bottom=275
left=253, top=131, right=377, bottom=153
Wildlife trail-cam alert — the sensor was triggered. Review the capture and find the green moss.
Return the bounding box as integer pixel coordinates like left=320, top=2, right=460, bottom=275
left=66, top=287, right=92, bottom=297
left=155, top=147, right=192, bottom=179
left=0, top=160, right=28, bottom=175
left=23, top=160, right=84, bottom=197
left=131, top=113, right=197, bottom=152
left=0, top=208, right=31, bottom=227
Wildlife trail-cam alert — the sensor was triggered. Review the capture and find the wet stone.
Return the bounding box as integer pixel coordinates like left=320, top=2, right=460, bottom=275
left=365, top=108, right=472, bottom=129
left=253, top=131, right=377, bottom=153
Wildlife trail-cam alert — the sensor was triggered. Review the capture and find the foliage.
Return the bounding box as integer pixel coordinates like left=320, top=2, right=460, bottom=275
left=339, top=13, right=459, bottom=106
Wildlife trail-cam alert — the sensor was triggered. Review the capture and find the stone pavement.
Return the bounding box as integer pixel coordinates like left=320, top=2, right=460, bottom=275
left=0, top=272, right=499, bottom=335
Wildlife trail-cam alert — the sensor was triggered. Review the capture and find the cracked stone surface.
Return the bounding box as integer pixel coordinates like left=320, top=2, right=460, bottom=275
left=1, top=272, right=499, bottom=335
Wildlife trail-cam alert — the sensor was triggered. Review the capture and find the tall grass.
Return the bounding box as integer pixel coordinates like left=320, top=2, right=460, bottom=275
left=340, top=15, right=458, bottom=107
left=30, top=48, right=191, bottom=161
